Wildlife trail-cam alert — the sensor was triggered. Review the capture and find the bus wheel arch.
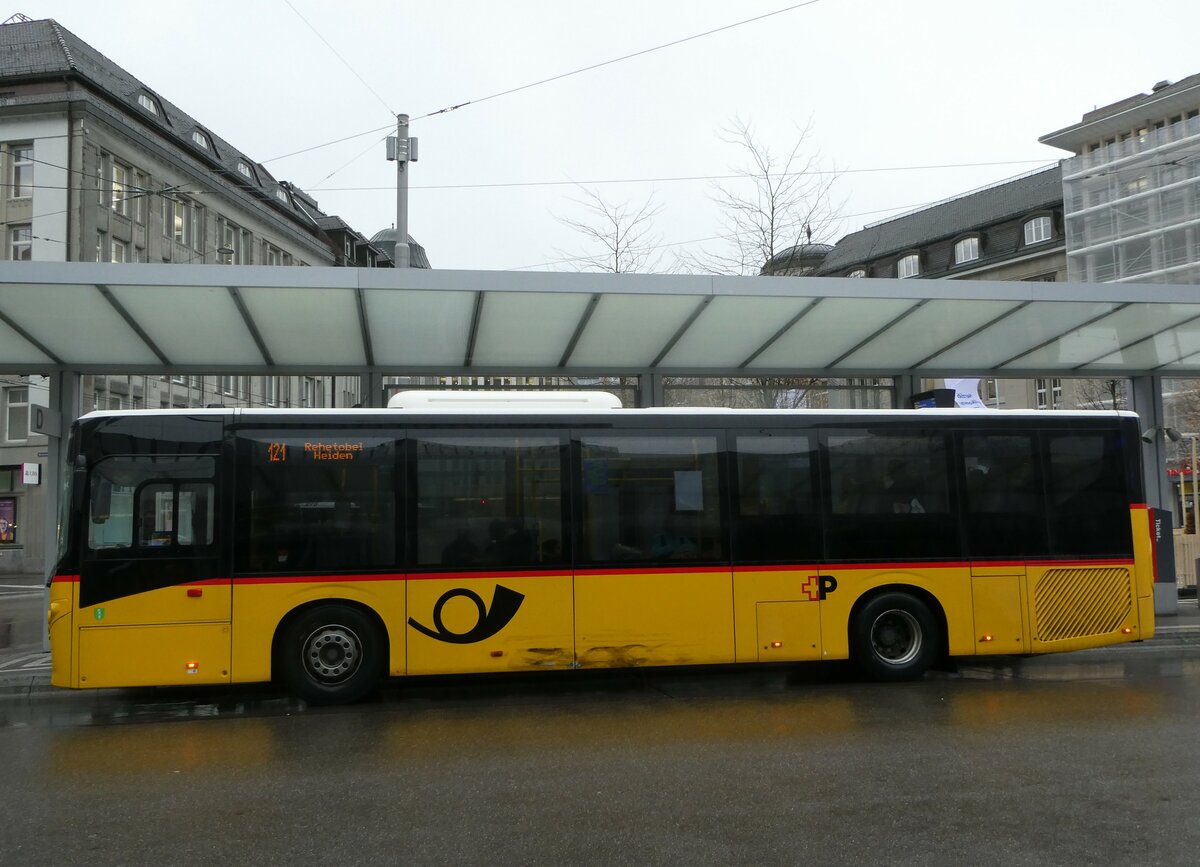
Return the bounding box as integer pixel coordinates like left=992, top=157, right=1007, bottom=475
left=273, top=600, right=389, bottom=705
left=848, top=586, right=946, bottom=681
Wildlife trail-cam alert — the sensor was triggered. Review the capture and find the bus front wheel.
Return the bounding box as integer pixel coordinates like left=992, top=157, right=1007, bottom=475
left=280, top=604, right=384, bottom=705
left=850, top=592, right=938, bottom=681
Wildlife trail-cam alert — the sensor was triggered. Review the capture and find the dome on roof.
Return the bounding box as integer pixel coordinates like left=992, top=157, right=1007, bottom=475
left=370, top=227, right=431, bottom=269
left=760, top=243, right=834, bottom=276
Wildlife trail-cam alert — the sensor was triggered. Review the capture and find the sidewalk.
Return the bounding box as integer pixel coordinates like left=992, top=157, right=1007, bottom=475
left=3, top=580, right=1199, bottom=698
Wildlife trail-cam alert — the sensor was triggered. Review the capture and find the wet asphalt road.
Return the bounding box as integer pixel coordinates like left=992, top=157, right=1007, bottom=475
left=2, top=650, right=1200, bottom=867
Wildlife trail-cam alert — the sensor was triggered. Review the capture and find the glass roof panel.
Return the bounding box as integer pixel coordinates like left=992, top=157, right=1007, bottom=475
left=366, top=288, right=476, bottom=367
left=1095, top=319, right=1200, bottom=371
left=473, top=292, right=594, bottom=366
left=926, top=301, right=1119, bottom=371
left=238, top=286, right=364, bottom=366
left=568, top=295, right=702, bottom=368
left=748, top=298, right=917, bottom=370
left=838, top=299, right=1021, bottom=369
left=0, top=315, right=51, bottom=365
left=1071, top=304, right=1200, bottom=370
left=660, top=296, right=815, bottom=368
left=0, top=282, right=157, bottom=365
left=108, top=284, right=263, bottom=366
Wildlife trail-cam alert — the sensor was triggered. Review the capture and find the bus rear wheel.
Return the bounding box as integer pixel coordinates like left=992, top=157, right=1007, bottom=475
left=280, top=604, right=384, bottom=705
left=850, top=592, right=938, bottom=681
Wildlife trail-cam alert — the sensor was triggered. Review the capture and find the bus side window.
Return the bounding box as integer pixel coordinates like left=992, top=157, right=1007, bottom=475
left=412, top=434, right=565, bottom=570
left=960, top=433, right=1048, bottom=559
left=732, top=434, right=820, bottom=562
left=1045, top=432, right=1131, bottom=557
left=87, top=456, right=215, bottom=553
left=577, top=433, right=724, bottom=566
left=236, top=433, right=399, bottom=574
left=825, top=430, right=957, bottom=561
left=135, top=480, right=215, bottom=548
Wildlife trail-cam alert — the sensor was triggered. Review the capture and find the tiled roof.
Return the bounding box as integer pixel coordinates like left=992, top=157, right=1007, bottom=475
left=818, top=165, right=1062, bottom=273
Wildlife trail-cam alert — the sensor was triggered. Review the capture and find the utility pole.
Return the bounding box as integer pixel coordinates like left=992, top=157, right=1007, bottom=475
left=387, top=114, right=418, bottom=268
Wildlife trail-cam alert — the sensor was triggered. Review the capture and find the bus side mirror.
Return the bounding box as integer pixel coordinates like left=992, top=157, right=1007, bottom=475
left=91, top=477, right=112, bottom=524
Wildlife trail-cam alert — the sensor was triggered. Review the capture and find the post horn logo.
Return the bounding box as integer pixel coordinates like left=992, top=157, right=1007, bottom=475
left=409, top=585, right=525, bottom=644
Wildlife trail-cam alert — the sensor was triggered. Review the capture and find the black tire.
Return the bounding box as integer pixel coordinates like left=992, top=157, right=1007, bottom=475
left=850, top=592, right=939, bottom=681
left=279, top=604, right=385, bottom=705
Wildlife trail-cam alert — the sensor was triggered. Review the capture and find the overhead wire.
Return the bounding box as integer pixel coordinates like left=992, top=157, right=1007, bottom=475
left=261, top=0, right=826, bottom=166
left=282, top=0, right=396, bottom=119
left=305, top=159, right=1060, bottom=193
left=411, top=0, right=824, bottom=121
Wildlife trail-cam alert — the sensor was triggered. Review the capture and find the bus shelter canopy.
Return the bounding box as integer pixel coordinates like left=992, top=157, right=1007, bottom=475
left=3, top=262, right=1200, bottom=377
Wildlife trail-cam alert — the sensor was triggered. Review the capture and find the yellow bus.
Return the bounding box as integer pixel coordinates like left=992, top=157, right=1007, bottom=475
left=48, top=393, right=1157, bottom=704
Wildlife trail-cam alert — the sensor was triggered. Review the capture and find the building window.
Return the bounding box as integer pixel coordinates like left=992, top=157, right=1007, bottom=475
left=1024, top=216, right=1052, bottom=245
left=896, top=253, right=920, bottom=279
left=111, top=163, right=129, bottom=216
left=263, top=376, right=278, bottom=406
left=219, top=375, right=235, bottom=396
left=237, top=161, right=255, bottom=181
left=263, top=242, right=288, bottom=266
left=133, top=171, right=148, bottom=224
left=9, top=143, right=32, bottom=198
left=9, top=224, right=31, bottom=260
left=846, top=269, right=867, bottom=278
left=953, top=236, right=980, bottom=265
left=219, top=220, right=249, bottom=263
left=165, top=198, right=204, bottom=252
left=1035, top=378, right=1063, bottom=410
left=192, top=130, right=210, bottom=151
left=4, top=387, right=29, bottom=442
left=137, top=93, right=159, bottom=115
left=111, top=239, right=127, bottom=263
left=274, top=188, right=289, bottom=204
left=0, top=492, right=17, bottom=545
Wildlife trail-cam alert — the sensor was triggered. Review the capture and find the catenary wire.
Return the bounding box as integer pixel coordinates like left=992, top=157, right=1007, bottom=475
left=261, top=0, right=826, bottom=164
left=282, top=0, right=396, bottom=119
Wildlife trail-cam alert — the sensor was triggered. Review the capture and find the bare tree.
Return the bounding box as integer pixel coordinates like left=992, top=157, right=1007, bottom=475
left=679, top=117, right=843, bottom=275
left=1074, top=378, right=1129, bottom=411
left=555, top=187, right=663, bottom=273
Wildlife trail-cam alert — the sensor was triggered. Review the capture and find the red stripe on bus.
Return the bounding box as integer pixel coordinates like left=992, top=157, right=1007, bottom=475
left=572, top=566, right=734, bottom=577
left=733, top=559, right=1134, bottom=573
left=51, top=574, right=79, bottom=583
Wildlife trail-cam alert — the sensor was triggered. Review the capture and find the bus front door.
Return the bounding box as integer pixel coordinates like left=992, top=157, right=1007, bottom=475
left=76, top=456, right=229, bottom=688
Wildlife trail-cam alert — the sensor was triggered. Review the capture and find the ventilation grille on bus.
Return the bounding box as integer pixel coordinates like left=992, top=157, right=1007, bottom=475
left=1033, top=568, right=1132, bottom=642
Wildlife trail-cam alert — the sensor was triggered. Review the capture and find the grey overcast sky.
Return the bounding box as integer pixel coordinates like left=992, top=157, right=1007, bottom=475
left=15, top=0, right=1200, bottom=271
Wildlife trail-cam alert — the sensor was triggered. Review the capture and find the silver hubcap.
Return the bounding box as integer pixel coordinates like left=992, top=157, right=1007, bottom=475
left=302, top=625, right=362, bottom=682
left=870, top=609, right=922, bottom=666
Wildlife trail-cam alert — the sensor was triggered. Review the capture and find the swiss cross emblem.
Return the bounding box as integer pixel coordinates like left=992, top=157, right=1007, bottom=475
left=802, top=574, right=838, bottom=601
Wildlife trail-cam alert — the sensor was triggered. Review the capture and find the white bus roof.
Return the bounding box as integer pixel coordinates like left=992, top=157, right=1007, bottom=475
left=386, top=390, right=623, bottom=410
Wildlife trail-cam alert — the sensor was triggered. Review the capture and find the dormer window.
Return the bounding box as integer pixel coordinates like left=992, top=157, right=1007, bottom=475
left=274, top=188, right=289, bottom=204
left=191, top=130, right=210, bottom=151
left=896, top=253, right=920, bottom=279
left=847, top=269, right=867, bottom=278
left=237, top=161, right=255, bottom=181
left=1023, top=216, right=1052, bottom=245
left=954, top=236, right=980, bottom=265
left=137, top=93, right=159, bottom=116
